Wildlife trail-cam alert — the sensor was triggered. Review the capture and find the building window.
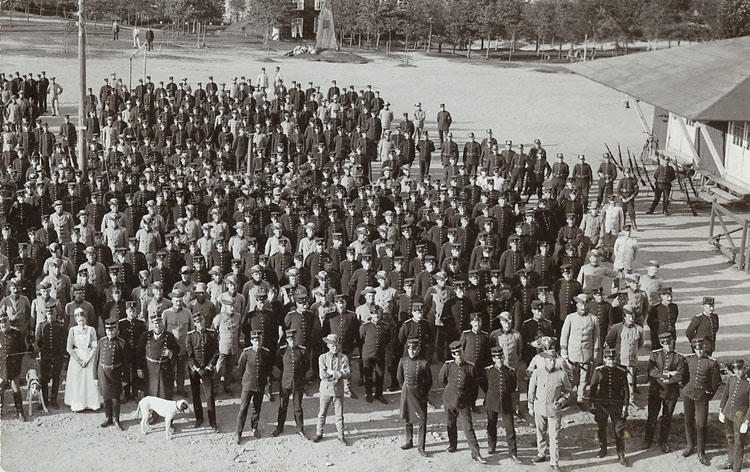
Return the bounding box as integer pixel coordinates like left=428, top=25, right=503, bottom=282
left=291, top=18, right=304, bottom=37
left=396, top=0, right=407, bottom=6
left=730, top=121, right=744, bottom=146
left=292, top=0, right=304, bottom=11
left=686, top=119, right=695, bottom=127
left=314, top=0, right=323, bottom=10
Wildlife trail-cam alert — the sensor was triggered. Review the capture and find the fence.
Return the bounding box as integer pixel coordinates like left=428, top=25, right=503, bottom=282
left=708, top=201, right=750, bottom=273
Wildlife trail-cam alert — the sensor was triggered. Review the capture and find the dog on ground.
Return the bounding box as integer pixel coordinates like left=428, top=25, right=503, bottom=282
left=131, top=396, right=190, bottom=440
left=26, top=369, right=48, bottom=416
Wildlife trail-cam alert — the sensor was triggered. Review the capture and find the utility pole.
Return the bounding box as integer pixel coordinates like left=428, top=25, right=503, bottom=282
left=78, top=0, right=87, bottom=175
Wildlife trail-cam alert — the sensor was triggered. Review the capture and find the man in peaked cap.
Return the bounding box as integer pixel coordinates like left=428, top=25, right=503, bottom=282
left=681, top=337, right=721, bottom=465
left=272, top=328, right=309, bottom=440
left=718, top=358, right=750, bottom=472
left=589, top=347, right=630, bottom=465
left=236, top=330, right=271, bottom=443
left=480, top=346, right=521, bottom=462
left=94, top=319, right=129, bottom=430
left=397, top=337, right=432, bottom=457
left=644, top=332, right=686, bottom=453
left=685, top=296, right=720, bottom=357
left=439, top=340, right=485, bottom=464
left=185, top=309, right=220, bottom=431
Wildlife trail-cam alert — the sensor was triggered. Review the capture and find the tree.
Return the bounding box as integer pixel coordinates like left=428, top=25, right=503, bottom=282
left=716, top=0, right=750, bottom=37
left=444, top=0, right=480, bottom=56
left=497, top=0, right=524, bottom=60
left=330, top=0, right=362, bottom=48
left=243, top=0, right=293, bottom=48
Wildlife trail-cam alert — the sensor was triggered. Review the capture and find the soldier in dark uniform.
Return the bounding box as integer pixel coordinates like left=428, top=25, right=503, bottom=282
left=326, top=295, right=360, bottom=393
left=137, top=312, right=180, bottom=420
left=685, top=296, right=719, bottom=356
left=480, top=346, right=520, bottom=463
left=272, top=328, right=309, bottom=438
left=359, top=307, right=390, bottom=403
left=617, top=167, right=640, bottom=230
left=644, top=332, right=686, bottom=452
left=118, top=301, right=147, bottom=402
left=235, top=330, right=271, bottom=443
left=186, top=312, right=219, bottom=432
left=719, top=358, right=750, bottom=472
left=589, top=347, right=630, bottom=465
left=459, top=313, right=490, bottom=411
left=596, top=153, right=618, bottom=206
left=549, top=153, right=569, bottom=201
left=647, top=287, right=678, bottom=349
left=94, top=319, right=130, bottom=430
left=647, top=157, right=676, bottom=215
left=284, top=293, right=316, bottom=380
left=0, top=311, right=28, bottom=421
left=397, top=338, right=432, bottom=457
left=439, top=340, right=486, bottom=464
left=520, top=300, right=555, bottom=366
left=398, top=302, right=433, bottom=359
left=681, top=337, right=721, bottom=465
left=572, top=154, right=593, bottom=205
left=242, top=288, right=278, bottom=399
left=35, top=302, right=67, bottom=409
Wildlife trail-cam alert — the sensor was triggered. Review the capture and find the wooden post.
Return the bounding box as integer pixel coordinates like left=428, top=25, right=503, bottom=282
left=78, top=0, right=87, bottom=175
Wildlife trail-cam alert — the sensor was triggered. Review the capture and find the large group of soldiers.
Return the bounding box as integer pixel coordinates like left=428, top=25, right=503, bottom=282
left=0, top=68, right=748, bottom=470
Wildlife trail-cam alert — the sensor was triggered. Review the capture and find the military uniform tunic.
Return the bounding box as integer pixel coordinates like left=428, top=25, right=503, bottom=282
left=93, top=336, right=129, bottom=399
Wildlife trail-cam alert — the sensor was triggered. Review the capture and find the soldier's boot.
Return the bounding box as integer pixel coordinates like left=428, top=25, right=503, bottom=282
left=401, top=423, right=414, bottom=449
left=596, top=426, right=607, bottom=457
left=50, top=383, right=60, bottom=408
left=41, top=384, right=49, bottom=407
left=13, top=392, right=26, bottom=422
left=101, top=400, right=114, bottom=427
left=643, top=421, right=654, bottom=449
left=113, top=400, right=124, bottom=430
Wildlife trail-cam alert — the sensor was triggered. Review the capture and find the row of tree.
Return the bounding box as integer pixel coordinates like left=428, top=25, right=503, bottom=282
left=236, top=0, right=749, bottom=54
left=3, top=0, right=225, bottom=26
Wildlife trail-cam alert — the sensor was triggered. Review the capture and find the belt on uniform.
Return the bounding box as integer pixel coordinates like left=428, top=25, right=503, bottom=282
left=146, top=356, right=167, bottom=363
left=99, top=362, right=121, bottom=369
left=657, top=181, right=670, bottom=184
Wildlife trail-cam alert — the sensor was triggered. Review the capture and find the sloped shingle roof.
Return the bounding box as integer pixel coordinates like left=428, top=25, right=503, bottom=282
left=566, top=36, right=750, bottom=122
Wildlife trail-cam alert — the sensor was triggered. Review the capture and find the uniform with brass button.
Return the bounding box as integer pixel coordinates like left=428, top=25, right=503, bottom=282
left=186, top=311, right=219, bottom=431
left=681, top=337, right=721, bottom=466
left=397, top=338, right=432, bottom=456
left=94, top=319, right=130, bottom=429
left=235, top=330, right=271, bottom=443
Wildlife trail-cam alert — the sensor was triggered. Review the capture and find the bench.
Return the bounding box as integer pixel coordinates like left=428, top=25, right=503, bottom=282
left=695, top=171, right=750, bottom=204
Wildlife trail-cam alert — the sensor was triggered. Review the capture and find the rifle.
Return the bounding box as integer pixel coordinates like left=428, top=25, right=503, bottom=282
left=630, top=148, right=653, bottom=191
left=674, top=161, right=698, bottom=216
left=622, top=143, right=646, bottom=187
left=604, top=143, right=624, bottom=172
left=638, top=148, right=655, bottom=191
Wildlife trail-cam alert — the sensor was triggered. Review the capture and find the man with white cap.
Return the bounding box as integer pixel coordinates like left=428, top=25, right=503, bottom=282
left=560, top=293, right=601, bottom=405
left=528, top=347, right=571, bottom=470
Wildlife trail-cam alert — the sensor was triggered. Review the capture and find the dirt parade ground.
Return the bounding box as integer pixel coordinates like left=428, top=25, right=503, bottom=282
left=1, top=19, right=750, bottom=472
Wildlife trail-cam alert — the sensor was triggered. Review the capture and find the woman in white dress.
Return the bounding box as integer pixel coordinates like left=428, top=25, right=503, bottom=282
left=64, top=308, right=102, bottom=411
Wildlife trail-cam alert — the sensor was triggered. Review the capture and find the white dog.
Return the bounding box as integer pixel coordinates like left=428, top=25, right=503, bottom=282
left=131, top=396, right=190, bottom=440
left=26, top=369, right=48, bottom=416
